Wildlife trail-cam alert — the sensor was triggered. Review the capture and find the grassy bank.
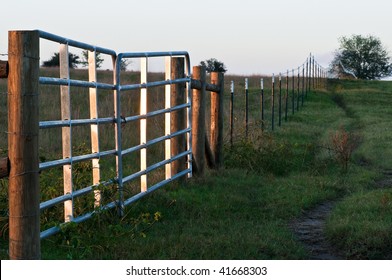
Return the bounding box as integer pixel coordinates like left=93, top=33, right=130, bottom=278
left=1, top=74, right=391, bottom=259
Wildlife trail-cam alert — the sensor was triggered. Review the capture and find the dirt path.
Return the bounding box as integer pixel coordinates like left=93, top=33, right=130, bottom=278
left=290, top=169, right=392, bottom=260
left=289, top=201, right=343, bottom=260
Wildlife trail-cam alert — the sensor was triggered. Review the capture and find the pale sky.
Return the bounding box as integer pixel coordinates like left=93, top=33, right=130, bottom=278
left=1, top=0, right=391, bottom=75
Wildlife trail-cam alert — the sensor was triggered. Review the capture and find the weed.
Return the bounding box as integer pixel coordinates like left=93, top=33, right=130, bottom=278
left=329, top=126, right=361, bottom=172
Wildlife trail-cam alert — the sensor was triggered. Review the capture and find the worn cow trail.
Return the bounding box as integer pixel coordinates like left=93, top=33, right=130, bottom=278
left=290, top=169, right=392, bottom=260
left=289, top=200, right=343, bottom=260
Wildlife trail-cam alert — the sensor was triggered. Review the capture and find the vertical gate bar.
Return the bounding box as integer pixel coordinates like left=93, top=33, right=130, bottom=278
left=8, top=30, right=40, bottom=259
left=140, top=57, right=148, bottom=192
left=164, top=57, right=172, bottom=179
left=184, top=55, right=192, bottom=178
left=59, top=43, right=73, bottom=222
left=114, top=55, right=124, bottom=217
left=88, top=50, right=101, bottom=207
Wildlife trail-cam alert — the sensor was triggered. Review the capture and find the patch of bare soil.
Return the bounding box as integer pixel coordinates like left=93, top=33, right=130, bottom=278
left=289, top=201, right=343, bottom=260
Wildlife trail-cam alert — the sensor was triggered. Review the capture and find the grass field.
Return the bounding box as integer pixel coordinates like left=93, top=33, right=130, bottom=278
left=0, top=70, right=392, bottom=259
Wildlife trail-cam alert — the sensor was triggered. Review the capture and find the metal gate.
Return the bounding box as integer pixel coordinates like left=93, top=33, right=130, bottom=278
left=37, top=30, right=192, bottom=239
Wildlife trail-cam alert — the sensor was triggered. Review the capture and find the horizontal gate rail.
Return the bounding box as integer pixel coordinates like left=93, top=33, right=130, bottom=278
left=39, top=76, right=116, bottom=90
left=38, top=30, right=116, bottom=56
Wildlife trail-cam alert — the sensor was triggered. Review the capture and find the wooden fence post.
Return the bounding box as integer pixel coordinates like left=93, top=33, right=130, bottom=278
left=192, top=66, right=206, bottom=175
left=171, top=57, right=186, bottom=177
left=0, top=60, right=8, bottom=78
left=8, top=30, right=40, bottom=259
left=0, top=60, right=10, bottom=180
left=210, top=72, right=224, bottom=168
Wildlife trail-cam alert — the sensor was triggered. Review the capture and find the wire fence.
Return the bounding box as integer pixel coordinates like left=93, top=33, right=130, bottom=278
left=227, top=54, right=328, bottom=144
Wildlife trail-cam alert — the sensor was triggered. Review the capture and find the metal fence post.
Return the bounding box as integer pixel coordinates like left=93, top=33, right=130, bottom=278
left=285, top=70, right=289, bottom=121
left=278, top=73, right=282, bottom=127
left=230, top=80, right=234, bottom=146
left=292, top=69, right=295, bottom=115
left=260, top=78, right=264, bottom=131
left=245, top=78, right=249, bottom=139
left=297, top=67, right=300, bottom=111
left=8, top=30, right=40, bottom=259
left=271, top=74, right=275, bottom=130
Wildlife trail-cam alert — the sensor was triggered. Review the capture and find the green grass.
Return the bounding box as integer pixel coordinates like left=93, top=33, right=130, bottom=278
left=326, top=189, right=392, bottom=259
left=1, top=73, right=392, bottom=259
left=324, top=79, right=392, bottom=259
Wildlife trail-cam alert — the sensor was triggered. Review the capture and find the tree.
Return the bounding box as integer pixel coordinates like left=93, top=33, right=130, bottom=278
left=199, top=58, right=227, bottom=73
left=42, top=52, right=81, bottom=69
left=80, top=50, right=104, bottom=68
left=119, top=58, right=130, bottom=71
left=330, top=35, right=392, bottom=80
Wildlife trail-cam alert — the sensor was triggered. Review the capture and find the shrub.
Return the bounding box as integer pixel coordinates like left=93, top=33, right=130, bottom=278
left=329, top=126, right=361, bottom=172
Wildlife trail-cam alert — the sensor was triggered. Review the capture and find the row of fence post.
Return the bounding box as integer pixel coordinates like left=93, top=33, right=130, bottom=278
left=230, top=57, right=327, bottom=142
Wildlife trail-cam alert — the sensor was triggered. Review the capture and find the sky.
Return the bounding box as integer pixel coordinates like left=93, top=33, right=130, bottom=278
left=1, top=0, right=391, bottom=75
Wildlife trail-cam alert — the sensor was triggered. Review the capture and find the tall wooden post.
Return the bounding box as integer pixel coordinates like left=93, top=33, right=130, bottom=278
left=192, top=66, right=206, bottom=175
left=171, top=58, right=186, bottom=176
left=210, top=72, right=224, bottom=168
left=8, top=30, right=40, bottom=259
